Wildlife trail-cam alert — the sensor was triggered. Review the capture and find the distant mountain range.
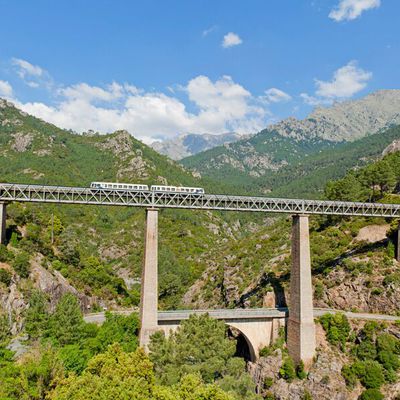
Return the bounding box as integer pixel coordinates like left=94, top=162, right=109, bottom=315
left=180, top=90, right=400, bottom=196
left=151, top=132, right=243, bottom=160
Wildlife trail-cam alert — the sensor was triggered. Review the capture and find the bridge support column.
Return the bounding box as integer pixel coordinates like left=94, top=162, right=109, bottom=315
left=139, top=208, right=159, bottom=350
left=287, top=214, right=316, bottom=368
left=0, top=202, right=6, bottom=245
left=396, top=223, right=400, bottom=262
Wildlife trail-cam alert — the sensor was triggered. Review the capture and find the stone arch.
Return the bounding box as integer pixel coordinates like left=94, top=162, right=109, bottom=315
left=225, top=323, right=257, bottom=362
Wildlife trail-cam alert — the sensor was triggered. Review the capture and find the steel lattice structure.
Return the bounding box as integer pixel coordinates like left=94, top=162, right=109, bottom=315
left=0, top=183, right=399, bottom=217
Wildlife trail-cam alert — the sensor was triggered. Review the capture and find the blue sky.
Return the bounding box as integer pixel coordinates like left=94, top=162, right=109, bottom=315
left=0, top=0, right=398, bottom=142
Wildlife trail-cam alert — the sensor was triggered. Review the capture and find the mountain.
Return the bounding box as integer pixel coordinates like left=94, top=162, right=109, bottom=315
left=181, top=90, right=400, bottom=196
left=0, top=98, right=253, bottom=322
left=151, top=132, right=243, bottom=160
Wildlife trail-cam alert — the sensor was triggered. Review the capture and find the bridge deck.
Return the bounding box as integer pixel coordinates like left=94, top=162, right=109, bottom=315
left=1, top=183, right=400, bottom=216
left=82, top=308, right=400, bottom=324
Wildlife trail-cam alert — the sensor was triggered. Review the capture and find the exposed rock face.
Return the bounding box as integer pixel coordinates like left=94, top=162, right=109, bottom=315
left=249, top=325, right=357, bottom=400
left=11, top=132, right=34, bottom=152
left=151, top=132, right=243, bottom=160
left=382, top=139, right=400, bottom=156
left=272, top=90, right=400, bottom=142
left=30, top=260, right=94, bottom=312
left=97, top=130, right=152, bottom=179
left=0, top=283, right=26, bottom=335
left=355, top=224, right=390, bottom=243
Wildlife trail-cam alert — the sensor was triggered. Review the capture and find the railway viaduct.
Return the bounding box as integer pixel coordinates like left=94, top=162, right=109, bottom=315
left=0, top=183, right=399, bottom=367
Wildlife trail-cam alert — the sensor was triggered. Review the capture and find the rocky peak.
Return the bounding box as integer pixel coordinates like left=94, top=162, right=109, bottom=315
left=270, top=89, right=400, bottom=142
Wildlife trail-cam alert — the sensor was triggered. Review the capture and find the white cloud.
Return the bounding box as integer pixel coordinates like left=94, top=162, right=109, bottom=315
left=202, top=25, right=217, bottom=37
left=60, top=82, right=124, bottom=102
left=315, top=61, right=372, bottom=98
left=14, top=75, right=270, bottom=141
left=264, top=88, right=292, bottom=103
left=0, top=80, right=13, bottom=98
left=12, top=58, right=43, bottom=78
left=329, top=0, right=380, bottom=21
left=222, top=32, right=242, bottom=48
left=300, top=93, right=331, bottom=106
left=300, top=61, right=372, bottom=106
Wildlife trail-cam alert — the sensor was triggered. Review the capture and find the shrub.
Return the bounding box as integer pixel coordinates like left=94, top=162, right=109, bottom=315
left=359, top=389, right=384, bottom=400
left=356, top=340, right=377, bottom=360
left=0, top=244, right=10, bottom=262
left=296, top=360, right=307, bottom=380
left=264, top=376, right=274, bottom=389
left=342, top=364, right=358, bottom=388
left=320, top=313, right=351, bottom=348
left=357, top=361, right=385, bottom=389
left=259, top=346, right=273, bottom=357
left=12, top=251, right=30, bottom=278
left=279, top=357, right=296, bottom=382
left=0, top=268, right=12, bottom=286
left=302, top=390, right=313, bottom=400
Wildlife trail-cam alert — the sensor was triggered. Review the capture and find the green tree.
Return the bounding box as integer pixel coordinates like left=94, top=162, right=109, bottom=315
left=12, top=251, right=30, bottom=278
left=24, top=290, right=50, bottom=339
left=149, top=314, right=257, bottom=399
left=48, top=293, right=85, bottom=345
left=48, top=344, right=233, bottom=400
left=0, top=344, right=64, bottom=400
left=87, top=312, right=139, bottom=354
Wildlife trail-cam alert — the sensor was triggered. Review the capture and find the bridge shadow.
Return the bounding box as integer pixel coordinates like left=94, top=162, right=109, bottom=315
left=236, top=271, right=289, bottom=308
left=312, top=238, right=389, bottom=275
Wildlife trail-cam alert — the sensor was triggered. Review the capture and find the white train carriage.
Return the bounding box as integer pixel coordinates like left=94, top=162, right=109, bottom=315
left=90, top=182, right=149, bottom=191
left=151, top=185, right=205, bottom=195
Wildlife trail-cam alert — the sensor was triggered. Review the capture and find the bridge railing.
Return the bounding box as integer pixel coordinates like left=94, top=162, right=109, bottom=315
left=0, top=182, right=400, bottom=217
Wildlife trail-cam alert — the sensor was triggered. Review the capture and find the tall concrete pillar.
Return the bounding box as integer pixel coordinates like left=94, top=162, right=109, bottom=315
left=396, top=223, right=400, bottom=262
left=0, top=202, right=6, bottom=245
left=287, top=214, right=316, bottom=367
left=139, top=208, right=159, bottom=350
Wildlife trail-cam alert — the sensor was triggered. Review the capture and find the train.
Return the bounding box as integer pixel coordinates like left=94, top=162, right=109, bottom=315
left=90, top=182, right=205, bottom=194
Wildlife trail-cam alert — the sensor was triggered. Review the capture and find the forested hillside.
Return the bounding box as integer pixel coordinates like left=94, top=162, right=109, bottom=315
left=0, top=98, right=256, bottom=322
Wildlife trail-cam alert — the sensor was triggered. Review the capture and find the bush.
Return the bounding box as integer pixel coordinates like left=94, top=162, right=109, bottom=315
left=320, top=313, right=351, bottom=348
left=12, top=251, right=30, bottom=278
left=296, top=360, right=307, bottom=380
left=342, top=364, right=358, bottom=388
left=259, top=346, right=273, bottom=357
left=359, top=389, right=384, bottom=400
left=279, top=357, right=296, bottom=382
left=357, top=361, right=385, bottom=389
left=0, top=268, right=12, bottom=286
left=0, top=244, right=10, bottom=262
left=303, top=390, right=313, bottom=400
left=264, top=376, right=274, bottom=389
left=356, top=340, right=377, bottom=360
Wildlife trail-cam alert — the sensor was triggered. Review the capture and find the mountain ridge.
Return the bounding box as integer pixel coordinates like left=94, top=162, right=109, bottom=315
left=151, top=132, right=243, bottom=160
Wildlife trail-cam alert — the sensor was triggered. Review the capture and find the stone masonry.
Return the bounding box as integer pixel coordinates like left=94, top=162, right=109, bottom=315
left=287, top=214, right=316, bottom=367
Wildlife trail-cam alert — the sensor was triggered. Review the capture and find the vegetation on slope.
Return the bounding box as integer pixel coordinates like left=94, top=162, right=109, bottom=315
left=0, top=296, right=254, bottom=399
left=0, top=99, right=254, bottom=312
left=182, top=125, right=400, bottom=198
left=184, top=149, right=400, bottom=315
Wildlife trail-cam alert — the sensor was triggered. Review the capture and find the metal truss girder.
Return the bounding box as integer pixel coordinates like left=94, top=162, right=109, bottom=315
left=0, top=183, right=400, bottom=217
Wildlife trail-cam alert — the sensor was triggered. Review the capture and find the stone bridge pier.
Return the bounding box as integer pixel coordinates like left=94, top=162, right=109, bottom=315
left=139, top=208, right=159, bottom=349
left=0, top=202, right=6, bottom=245
left=397, top=223, right=400, bottom=262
